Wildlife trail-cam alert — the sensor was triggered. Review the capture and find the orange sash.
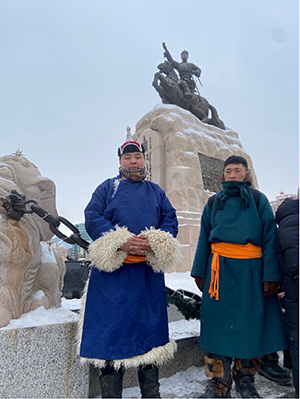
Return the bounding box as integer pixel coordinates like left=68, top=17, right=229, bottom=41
left=124, top=254, right=147, bottom=263
left=209, top=242, right=262, bottom=301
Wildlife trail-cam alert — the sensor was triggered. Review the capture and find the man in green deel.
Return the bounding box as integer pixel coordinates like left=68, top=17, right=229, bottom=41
left=191, top=155, right=288, bottom=398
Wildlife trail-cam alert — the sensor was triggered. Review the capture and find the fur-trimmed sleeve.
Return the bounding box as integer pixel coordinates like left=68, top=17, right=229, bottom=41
left=89, top=226, right=134, bottom=272
left=141, top=227, right=182, bottom=273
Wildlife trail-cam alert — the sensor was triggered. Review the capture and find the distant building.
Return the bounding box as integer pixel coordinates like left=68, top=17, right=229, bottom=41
left=71, top=223, right=92, bottom=260
left=270, top=193, right=298, bottom=213
left=50, top=223, right=92, bottom=259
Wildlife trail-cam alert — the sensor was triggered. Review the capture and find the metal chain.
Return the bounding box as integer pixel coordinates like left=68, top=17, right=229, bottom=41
left=0, top=190, right=90, bottom=251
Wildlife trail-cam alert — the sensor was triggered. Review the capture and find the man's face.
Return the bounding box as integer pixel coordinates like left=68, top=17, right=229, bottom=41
left=181, top=51, right=188, bottom=61
left=223, top=163, right=248, bottom=182
left=119, top=152, right=145, bottom=170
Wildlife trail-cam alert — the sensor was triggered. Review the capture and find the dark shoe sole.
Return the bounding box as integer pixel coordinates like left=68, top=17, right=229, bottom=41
left=199, top=387, right=231, bottom=398
left=235, top=386, right=260, bottom=398
left=258, top=370, right=292, bottom=386
left=199, top=392, right=231, bottom=398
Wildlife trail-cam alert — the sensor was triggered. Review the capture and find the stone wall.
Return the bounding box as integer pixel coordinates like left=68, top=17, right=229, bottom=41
left=0, top=322, right=89, bottom=398
left=133, top=104, right=258, bottom=272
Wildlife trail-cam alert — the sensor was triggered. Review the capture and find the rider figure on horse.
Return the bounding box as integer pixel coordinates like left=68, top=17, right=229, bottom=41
left=163, top=42, right=201, bottom=99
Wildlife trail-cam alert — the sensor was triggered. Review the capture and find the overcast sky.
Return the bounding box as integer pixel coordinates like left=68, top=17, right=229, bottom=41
left=0, top=0, right=298, bottom=226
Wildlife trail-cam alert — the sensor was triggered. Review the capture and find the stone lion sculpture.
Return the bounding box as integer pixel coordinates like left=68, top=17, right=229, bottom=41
left=0, top=154, right=66, bottom=328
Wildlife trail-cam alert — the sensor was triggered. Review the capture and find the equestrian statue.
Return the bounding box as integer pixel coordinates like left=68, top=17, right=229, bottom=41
left=152, top=43, right=226, bottom=130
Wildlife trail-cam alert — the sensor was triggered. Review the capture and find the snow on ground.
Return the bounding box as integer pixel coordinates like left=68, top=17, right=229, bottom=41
left=165, top=271, right=200, bottom=296
left=122, top=362, right=295, bottom=398
left=0, top=297, right=81, bottom=330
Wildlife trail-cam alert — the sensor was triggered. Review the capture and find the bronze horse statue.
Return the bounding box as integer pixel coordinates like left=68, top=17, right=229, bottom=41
left=152, top=61, right=226, bottom=130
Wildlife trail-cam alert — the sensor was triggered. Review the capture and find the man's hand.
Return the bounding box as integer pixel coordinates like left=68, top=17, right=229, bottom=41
left=194, top=276, right=205, bottom=292
left=120, top=235, right=151, bottom=256
left=263, top=281, right=280, bottom=297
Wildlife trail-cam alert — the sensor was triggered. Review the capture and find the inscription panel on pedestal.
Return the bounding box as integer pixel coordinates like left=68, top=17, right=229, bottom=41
left=138, top=131, right=165, bottom=188
left=142, top=135, right=153, bottom=181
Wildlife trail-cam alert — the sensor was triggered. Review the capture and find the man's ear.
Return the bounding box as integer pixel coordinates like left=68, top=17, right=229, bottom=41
left=243, top=170, right=253, bottom=185
left=219, top=173, right=225, bottom=183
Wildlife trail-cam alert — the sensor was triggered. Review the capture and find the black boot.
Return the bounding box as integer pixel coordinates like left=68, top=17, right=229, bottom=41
left=99, top=364, right=124, bottom=398
left=258, top=352, right=291, bottom=385
left=200, top=354, right=232, bottom=398
left=138, top=364, right=161, bottom=398
left=233, top=358, right=260, bottom=398
left=200, top=380, right=232, bottom=398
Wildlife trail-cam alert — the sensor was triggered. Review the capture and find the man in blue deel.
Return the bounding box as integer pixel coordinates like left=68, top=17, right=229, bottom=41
left=191, top=155, right=288, bottom=398
left=77, top=139, right=181, bottom=398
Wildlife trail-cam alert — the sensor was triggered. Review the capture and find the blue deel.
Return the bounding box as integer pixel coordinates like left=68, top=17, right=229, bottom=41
left=80, top=177, right=178, bottom=361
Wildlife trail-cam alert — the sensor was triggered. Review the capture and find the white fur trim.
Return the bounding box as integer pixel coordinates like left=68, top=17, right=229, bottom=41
left=142, top=227, right=182, bottom=273
left=112, top=179, right=120, bottom=198
left=88, top=226, right=133, bottom=272
left=79, top=339, right=177, bottom=371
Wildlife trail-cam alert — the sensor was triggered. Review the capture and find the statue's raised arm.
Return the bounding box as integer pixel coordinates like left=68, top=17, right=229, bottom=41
left=162, top=42, right=174, bottom=63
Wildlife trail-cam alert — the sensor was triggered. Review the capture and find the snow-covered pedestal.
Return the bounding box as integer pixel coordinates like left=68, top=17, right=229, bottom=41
left=0, top=320, right=89, bottom=398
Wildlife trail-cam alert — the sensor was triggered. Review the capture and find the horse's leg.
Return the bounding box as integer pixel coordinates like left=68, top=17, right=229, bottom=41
left=152, top=72, right=160, bottom=90
left=208, top=105, right=226, bottom=130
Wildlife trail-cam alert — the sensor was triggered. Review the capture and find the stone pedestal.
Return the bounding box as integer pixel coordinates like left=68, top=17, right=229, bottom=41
left=0, top=322, right=89, bottom=398
left=134, top=104, right=258, bottom=272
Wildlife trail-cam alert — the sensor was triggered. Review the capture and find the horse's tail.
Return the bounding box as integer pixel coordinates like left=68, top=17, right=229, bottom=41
left=208, top=105, right=226, bottom=130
